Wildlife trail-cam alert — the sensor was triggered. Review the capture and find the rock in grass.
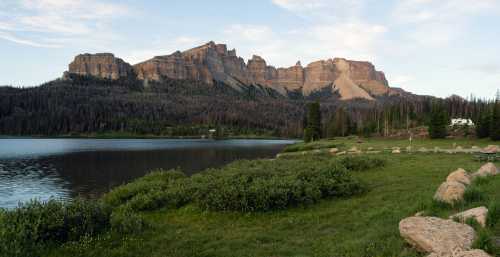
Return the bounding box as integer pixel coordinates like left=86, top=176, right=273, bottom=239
left=399, top=217, right=475, bottom=254
left=472, top=163, right=498, bottom=178
left=450, top=206, right=488, bottom=227
left=329, top=148, right=339, bottom=154
left=427, top=249, right=491, bottom=257
left=434, top=181, right=466, bottom=204
left=446, top=168, right=471, bottom=186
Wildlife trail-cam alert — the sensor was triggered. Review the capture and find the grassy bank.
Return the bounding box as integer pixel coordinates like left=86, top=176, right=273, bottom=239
left=2, top=138, right=500, bottom=257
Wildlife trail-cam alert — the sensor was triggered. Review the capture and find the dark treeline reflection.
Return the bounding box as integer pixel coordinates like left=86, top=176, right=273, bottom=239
left=44, top=146, right=284, bottom=198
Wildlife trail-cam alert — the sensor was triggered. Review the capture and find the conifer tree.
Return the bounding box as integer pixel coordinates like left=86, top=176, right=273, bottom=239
left=304, top=102, right=322, bottom=142
left=429, top=103, right=449, bottom=139
left=491, top=91, right=500, bottom=141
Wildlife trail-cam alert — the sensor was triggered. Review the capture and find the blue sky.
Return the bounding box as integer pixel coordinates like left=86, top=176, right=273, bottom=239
left=0, top=0, right=499, bottom=98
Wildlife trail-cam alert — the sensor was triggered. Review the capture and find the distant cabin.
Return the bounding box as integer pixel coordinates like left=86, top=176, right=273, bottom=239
left=450, top=118, right=474, bottom=126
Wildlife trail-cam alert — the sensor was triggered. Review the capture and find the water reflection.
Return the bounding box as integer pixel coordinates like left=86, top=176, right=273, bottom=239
left=0, top=139, right=294, bottom=208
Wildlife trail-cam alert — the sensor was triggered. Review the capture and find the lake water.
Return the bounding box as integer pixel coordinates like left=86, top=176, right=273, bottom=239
left=0, top=139, right=294, bottom=209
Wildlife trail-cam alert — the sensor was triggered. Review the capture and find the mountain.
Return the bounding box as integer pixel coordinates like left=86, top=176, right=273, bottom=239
left=66, top=41, right=393, bottom=100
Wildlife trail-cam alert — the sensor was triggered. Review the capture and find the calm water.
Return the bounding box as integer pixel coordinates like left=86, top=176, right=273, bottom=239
left=0, top=139, right=294, bottom=209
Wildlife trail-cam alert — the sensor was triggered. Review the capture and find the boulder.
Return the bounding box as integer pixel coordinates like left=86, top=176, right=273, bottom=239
left=434, top=181, right=466, bottom=204
left=483, top=145, right=499, bottom=153
left=450, top=206, right=488, bottom=227
left=446, top=168, right=471, bottom=186
left=399, top=216, right=475, bottom=254
left=427, top=249, right=491, bottom=257
left=329, top=148, right=339, bottom=154
left=472, top=163, right=498, bottom=178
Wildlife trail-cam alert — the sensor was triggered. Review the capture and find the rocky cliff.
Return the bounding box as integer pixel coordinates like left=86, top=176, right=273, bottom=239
left=66, top=42, right=391, bottom=100
left=68, top=53, right=134, bottom=80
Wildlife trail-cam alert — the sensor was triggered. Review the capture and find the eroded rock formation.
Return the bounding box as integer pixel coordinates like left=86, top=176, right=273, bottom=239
left=66, top=41, right=392, bottom=100
left=68, top=53, right=134, bottom=80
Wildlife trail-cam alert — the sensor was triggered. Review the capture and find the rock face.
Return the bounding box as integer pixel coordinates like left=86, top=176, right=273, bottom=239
left=446, top=168, right=471, bottom=186
left=473, top=163, right=498, bottom=178
left=427, top=249, right=491, bottom=257
left=450, top=206, right=488, bottom=227
left=68, top=53, right=134, bottom=80
left=434, top=181, right=466, bottom=204
left=399, top=217, right=475, bottom=254
left=66, top=42, right=391, bottom=100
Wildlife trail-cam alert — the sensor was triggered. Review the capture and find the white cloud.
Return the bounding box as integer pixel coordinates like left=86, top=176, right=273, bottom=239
left=271, top=0, right=364, bottom=20
left=389, top=75, right=415, bottom=86
left=394, top=0, right=499, bottom=24
left=0, top=31, right=61, bottom=48
left=0, top=0, right=129, bottom=48
left=219, top=22, right=386, bottom=67
left=122, top=36, right=204, bottom=65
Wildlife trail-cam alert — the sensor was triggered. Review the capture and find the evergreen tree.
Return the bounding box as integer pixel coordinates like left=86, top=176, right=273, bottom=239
left=476, top=110, right=491, bottom=138
left=304, top=102, right=322, bottom=142
left=429, top=103, right=449, bottom=139
left=491, top=92, right=500, bottom=141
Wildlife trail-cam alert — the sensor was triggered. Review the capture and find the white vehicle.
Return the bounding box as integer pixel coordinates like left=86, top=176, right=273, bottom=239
left=450, top=118, right=474, bottom=126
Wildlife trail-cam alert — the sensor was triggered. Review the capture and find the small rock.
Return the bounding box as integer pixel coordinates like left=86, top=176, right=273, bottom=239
left=399, top=216, right=475, bottom=254
left=419, top=147, right=429, bottom=153
left=329, top=148, right=339, bottom=154
left=434, top=181, right=466, bottom=204
left=472, top=163, right=498, bottom=178
left=427, top=249, right=491, bottom=257
left=446, top=168, right=471, bottom=186
left=483, top=145, right=499, bottom=153
left=450, top=206, right=488, bottom=227
left=392, top=149, right=401, bottom=154
left=336, top=151, right=346, bottom=156
left=366, top=151, right=381, bottom=154
left=349, top=146, right=358, bottom=152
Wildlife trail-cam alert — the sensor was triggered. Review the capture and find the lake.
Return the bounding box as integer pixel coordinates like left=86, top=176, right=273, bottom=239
left=0, top=138, right=295, bottom=209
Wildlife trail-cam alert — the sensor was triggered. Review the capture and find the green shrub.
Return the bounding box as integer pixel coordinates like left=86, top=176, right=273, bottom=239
left=464, top=185, right=488, bottom=204
left=110, top=206, right=147, bottom=234
left=339, top=156, right=386, bottom=171
left=103, top=169, right=191, bottom=211
left=193, top=158, right=364, bottom=212
left=0, top=199, right=110, bottom=257
left=472, top=229, right=495, bottom=254
left=487, top=201, right=500, bottom=227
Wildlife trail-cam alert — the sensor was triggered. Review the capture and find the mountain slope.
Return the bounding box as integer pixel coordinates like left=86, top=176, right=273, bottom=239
left=66, top=41, right=392, bottom=100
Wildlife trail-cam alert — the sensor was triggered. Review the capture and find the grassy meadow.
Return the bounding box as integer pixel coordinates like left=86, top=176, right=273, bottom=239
left=2, top=137, right=500, bottom=257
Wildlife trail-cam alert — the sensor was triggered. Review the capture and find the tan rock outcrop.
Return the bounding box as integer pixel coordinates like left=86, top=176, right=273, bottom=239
left=68, top=53, right=134, bottom=80
left=427, top=249, right=491, bottom=257
left=434, top=181, right=466, bottom=204
left=472, top=163, right=499, bottom=178
left=399, top=216, right=475, bottom=254
left=446, top=168, right=471, bottom=186
left=66, top=41, right=391, bottom=100
left=450, top=206, right=488, bottom=227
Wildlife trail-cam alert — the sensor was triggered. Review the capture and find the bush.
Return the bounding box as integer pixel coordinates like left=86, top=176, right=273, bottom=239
left=103, top=169, right=191, bottom=211
left=473, top=229, right=495, bottom=254
left=110, top=206, right=147, bottom=234
left=487, top=201, right=500, bottom=227
left=282, top=140, right=344, bottom=153
left=0, top=199, right=110, bottom=257
left=193, top=158, right=364, bottom=212
left=339, top=156, right=386, bottom=171
left=464, top=185, right=488, bottom=204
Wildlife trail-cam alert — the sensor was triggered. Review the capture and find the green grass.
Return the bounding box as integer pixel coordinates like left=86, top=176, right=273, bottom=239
left=286, top=137, right=497, bottom=153
left=42, top=152, right=500, bottom=257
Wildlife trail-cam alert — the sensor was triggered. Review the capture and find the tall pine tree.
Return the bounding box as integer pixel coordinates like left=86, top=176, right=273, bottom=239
left=476, top=110, right=491, bottom=138
left=304, top=101, right=322, bottom=142
left=491, top=91, right=500, bottom=141
left=429, top=103, right=449, bottom=139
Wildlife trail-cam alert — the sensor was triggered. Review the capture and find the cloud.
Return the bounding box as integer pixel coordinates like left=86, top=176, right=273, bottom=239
left=271, top=0, right=363, bottom=20
left=0, top=0, right=129, bottom=48
left=393, top=0, right=499, bottom=24
left=122, top=36, right=204, bottom=65
left=219, top=22, right=386, bottom=67
left=0, top=31, right=61, bottom=48
left=393, top=0, right=500, bottom=47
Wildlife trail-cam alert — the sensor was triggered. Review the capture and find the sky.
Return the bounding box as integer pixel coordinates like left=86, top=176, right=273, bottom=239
left=0, top=0, right=499, bottom=99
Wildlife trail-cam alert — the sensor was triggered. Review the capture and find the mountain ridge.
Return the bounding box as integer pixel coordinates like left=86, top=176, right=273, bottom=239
left=65, top=41, right=401, bottom=101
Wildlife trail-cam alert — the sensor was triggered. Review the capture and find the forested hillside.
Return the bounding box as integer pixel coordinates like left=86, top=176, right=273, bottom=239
left=0, top=75, right=494, bottom=138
